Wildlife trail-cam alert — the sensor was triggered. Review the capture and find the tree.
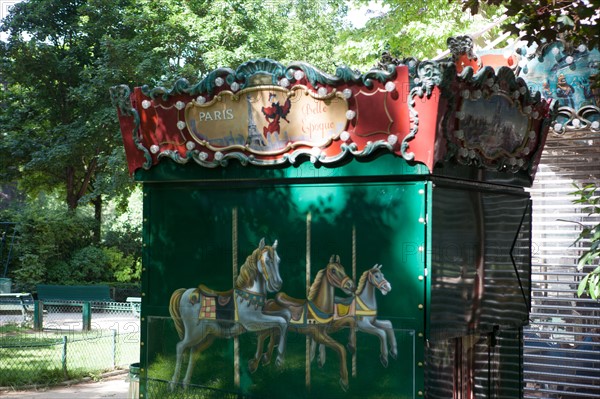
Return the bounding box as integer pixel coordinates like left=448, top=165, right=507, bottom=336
left=335, top=0, right=505, bottom=70
left=458, top=0, right=600, bottom=50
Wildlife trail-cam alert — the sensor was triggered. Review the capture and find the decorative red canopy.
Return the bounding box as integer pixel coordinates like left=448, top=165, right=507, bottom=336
left=111, top=37, right=554, bottom=184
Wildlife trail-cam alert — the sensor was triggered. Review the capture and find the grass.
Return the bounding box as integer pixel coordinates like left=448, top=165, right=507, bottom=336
left=0, top=324, right=139, bottom=388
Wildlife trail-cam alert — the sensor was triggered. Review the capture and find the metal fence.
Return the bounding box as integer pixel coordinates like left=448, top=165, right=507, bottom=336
left=0, top=300, right=140, bottom=388
left=525, top=130, right=600, bottom=399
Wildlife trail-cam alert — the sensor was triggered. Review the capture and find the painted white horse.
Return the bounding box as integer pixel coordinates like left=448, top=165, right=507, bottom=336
left=313, top=264, right=397, bottom=368
left=168, top=238, right=289, bottom=390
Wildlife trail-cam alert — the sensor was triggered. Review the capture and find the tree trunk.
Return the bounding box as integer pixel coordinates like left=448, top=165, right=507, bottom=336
left=65, top=166, right=79, bottom=210
left=91, top=195, right=102, bottom=243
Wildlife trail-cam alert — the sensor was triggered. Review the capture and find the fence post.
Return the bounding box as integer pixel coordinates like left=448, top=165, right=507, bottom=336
left=62, top=335, right=68, bottom=377
left=82, top=302, right=91, bottom=331
left=113, top=329, right=117, bottom=368
left=33, top=301, right=43, bottom=331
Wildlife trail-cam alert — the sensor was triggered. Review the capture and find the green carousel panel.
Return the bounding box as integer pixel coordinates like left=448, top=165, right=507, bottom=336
left=141, top=181, right=427, bottom=398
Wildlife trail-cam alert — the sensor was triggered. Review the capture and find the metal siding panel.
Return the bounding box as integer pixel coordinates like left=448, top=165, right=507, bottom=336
left=525, top=132, right=600, bottom=399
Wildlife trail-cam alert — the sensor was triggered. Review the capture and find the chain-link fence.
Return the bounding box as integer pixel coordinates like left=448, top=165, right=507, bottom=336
left=0, top=300, right=140, bottom=388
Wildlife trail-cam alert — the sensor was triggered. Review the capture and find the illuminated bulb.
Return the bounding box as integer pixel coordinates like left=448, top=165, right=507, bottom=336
left=387, top=134, right=398, bottom=145
left=150, top=145, right=159, bottom=154
left=293, top=70, right=305, bottom=81
left=215, top=77, right=224, bottom=87
left=553, top=123, right=563, bottom=131
left=346, top=110, right=356, bottom=120
left=175, top=101, right=185, bottom=110
left=591, top=121, right=600, bottom=130
left=142, top=100, right=151, bottom=109
left=384, top=81, right=396, bottom=92
left=342, top=88, right=352, bottom=99
left=279, top=78, right=290, bottom=88
left=317, top=87, right=327, bottom=96
left=214, top=151, right=223, bottom=161
left=177, top=121, right=186, bottom=130
left=196, top=96, right=206, bottom=104
left=186, top=141, right=196, bottom=150
left=565, top=56, right=574, bottom=64
left=340, top=131, right=350, bottom=141
left=230, top=82, right=240, bottom=92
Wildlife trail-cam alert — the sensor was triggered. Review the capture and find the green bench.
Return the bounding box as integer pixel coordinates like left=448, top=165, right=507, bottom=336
left=36, top=284, right=112, bottom=303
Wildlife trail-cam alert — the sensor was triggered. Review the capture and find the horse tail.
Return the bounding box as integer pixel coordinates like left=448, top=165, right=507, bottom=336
left=169, top=288, right=187, bottom=340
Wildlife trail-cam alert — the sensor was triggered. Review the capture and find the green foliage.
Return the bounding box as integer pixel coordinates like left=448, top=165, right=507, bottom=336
left=458, top=0, right=600, bottom=50
left=103, top=246, right=141, bottom=283
left=571, top=183, right=600, bottom=300
left=68, top=246, right=112, bottom=282
left=337, top=1, right=505, bottom=70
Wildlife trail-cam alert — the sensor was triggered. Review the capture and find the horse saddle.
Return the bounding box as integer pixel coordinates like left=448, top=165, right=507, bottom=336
left=189, top=284, right=233, bottom=307
left=275, top=292, right=306, bottom=322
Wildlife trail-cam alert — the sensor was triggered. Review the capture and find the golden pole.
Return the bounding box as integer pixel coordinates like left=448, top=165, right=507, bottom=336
left=232, top=207, right=240, bottom=389
left=305, top=211, right=312, bottom=392
left=352, top=225, right=357, bottom=378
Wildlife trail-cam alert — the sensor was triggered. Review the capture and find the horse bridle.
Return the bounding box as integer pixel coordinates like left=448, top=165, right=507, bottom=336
left=258, top=247, right=273, bottom=283
left=327, top=263, right=351, bottom=289
left=368, top=269, right=389, bottom=291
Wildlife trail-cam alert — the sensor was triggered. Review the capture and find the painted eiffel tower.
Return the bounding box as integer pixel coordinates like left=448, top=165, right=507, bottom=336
left=246, top=94, right=266, bottom=147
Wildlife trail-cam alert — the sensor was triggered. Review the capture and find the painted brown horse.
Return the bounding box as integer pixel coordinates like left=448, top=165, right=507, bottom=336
left=250, top=255, right=356, bottom=391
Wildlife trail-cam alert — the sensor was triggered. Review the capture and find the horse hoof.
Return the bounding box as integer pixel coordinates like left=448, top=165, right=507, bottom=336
left=261, top=353, right=271, bottom=366
left=391, top=350, right=398, bottom=360
left=248, top=359, right=258, bottom=374
left=275, top=355, right=284, bottom=368
left=380, top=355, right=389, bottom=368
left=339, top=378, right=349, bottom=392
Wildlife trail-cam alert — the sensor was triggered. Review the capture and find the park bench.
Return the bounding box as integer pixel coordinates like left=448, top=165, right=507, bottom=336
left=36, top=284, right=112, bottom=303
left=126, top=296, right=141, bottom=317
left=0, top=293, right=34, bottom=324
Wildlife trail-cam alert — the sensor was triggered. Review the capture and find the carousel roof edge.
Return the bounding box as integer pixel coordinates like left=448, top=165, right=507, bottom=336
left=111, top=54, right=555, bottom=183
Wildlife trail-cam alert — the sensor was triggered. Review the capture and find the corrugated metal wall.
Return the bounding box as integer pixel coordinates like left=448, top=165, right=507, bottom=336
left=525, top=131, right=600, bottom=398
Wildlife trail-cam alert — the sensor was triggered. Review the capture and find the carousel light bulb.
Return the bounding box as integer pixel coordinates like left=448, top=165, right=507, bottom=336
left=177, top=121, right=186, bottom=130
left=565, top=56, right=574, bottom=64
left=196, top=96, right=206, bottom=104
left=591, top=121, right=600, bottom=130
left=572, top=118, right=581, bottom=127
left=317, top=87, right=327, bottom=96
left=215, top=77, right=225, bottom=87
left=342, top=88, right=352, bottom=99
left=346, top=110, right=356, bottom=120
left=142, top=100, right=152, bottom=109
left=214, top=151, right=224, bottom=161
left=230, top=82, right=240, bottom=92
left=150, top=145, right=160, bottom=154
left=532, top=111, right=539, bottom=119
left=553, top=123, right=563, bottom=132
left=186, top=141, right=195, bottom=151
left=293, top=70, right=305, bottom=81
left=279, top=78, right=290, bottom=88
left=384, top=81, right=396, bottom=92
left=387, top=134, right=398, bottom=145
left=199, top=152, right=208, bottom=161
left=340, top=131, right=350, bottom=142
left=578, top=44, right=587, bottom=52
left=175, top=101, right=185, bottom=110
left=552, top=47, right=560, bottom=55
left=528, top=131, right=536, bottom=139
